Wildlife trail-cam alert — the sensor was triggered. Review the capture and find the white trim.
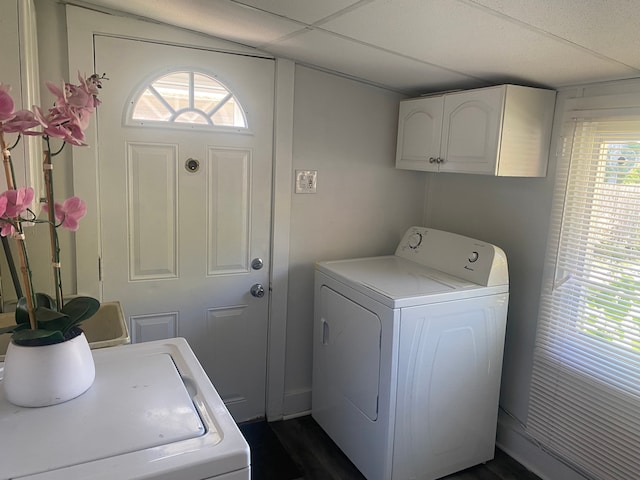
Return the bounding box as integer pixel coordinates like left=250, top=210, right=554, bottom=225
left=565, top=92, right=640, bottom=114
left=266, top=58, right=294, bottom=421
left=18, top=0, right=43, bottom=209
left=282, top=388, right=312, bottom=418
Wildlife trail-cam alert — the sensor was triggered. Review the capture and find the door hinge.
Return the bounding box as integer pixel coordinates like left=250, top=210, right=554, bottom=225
left=98, top=256, right=102, bottom=282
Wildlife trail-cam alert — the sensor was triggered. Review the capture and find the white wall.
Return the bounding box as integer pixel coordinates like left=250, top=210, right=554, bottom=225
left=0, top=1, right=76, bottom=307
left=282, top=65, right=427, bottom=414
left=425, top=169, right=557, bottom=419
left=30, top=0, right=75, bottom=296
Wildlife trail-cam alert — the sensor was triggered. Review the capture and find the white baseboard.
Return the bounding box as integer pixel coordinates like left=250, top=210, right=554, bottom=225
left=282, top=387, right=311, bottom=418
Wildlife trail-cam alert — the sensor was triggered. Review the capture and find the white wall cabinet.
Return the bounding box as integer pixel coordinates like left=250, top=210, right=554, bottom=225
left=396, top=84, right=556, bottom=177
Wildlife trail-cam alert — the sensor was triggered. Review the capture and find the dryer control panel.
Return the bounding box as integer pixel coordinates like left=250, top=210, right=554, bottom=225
left=395, top=226, right=508, bottom=286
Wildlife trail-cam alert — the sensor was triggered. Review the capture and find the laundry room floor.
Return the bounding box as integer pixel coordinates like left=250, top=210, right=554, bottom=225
left=239, top=415, right=542, bottom=480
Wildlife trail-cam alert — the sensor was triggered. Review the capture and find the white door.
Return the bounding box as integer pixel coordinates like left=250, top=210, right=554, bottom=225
left=94, top=35, right=274, bottom=422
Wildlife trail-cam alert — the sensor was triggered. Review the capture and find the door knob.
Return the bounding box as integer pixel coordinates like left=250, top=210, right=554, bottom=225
left=250, top=283, right=265, bottom=298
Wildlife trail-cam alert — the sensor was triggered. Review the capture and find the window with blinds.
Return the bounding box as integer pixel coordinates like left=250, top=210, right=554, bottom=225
left=528, top=116, right=640, bottom=480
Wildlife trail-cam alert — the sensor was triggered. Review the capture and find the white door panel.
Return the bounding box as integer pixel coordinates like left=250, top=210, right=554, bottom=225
left=94, top=35, right=274, bottom=421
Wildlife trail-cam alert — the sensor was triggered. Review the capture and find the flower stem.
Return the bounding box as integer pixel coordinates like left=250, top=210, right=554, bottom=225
left=0, top=130, right=37, bottom=329
left=14, top=231, right=37, bottom=330
left=43, top=146, right=63, bottom=311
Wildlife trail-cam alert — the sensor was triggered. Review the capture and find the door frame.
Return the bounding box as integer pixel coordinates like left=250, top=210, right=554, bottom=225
left=66, top=5, right=294, bottom=421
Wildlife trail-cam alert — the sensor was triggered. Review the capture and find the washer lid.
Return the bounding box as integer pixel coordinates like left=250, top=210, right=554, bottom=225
left=317, top=256, right=507, bottom=308
left=0, top=351, right=205, bottom=479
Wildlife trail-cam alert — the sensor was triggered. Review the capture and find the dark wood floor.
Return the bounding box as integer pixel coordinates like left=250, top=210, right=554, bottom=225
left=240, top=415, right=541, bottom=480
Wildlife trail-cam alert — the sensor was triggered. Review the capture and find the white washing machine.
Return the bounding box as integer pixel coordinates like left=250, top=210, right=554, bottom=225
left=312, top=226, right=509, bottom=480
left=0, top=338, right=249, bottom=480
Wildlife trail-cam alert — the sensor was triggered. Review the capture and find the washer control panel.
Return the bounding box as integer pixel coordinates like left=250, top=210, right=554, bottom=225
left=407, top=231, right=423, bottom=249
left=395, top=226, right=508, bottom=286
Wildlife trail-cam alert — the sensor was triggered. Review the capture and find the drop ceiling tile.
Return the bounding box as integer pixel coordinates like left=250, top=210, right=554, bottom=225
left=267, top=29, right=485, bottom=94
left=469, top=0, right=640, bottom=70
left=230, top=0, right=364, bottom=24
left=322, top=0, right=639, bottom=88
left=81, top=0, right=305, bottom=46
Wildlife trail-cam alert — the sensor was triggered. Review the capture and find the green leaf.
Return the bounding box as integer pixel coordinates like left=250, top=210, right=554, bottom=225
left=15, top=293, right=58, bottom=325
left=0, top=323, right=28, bottom=335
left=0, top=325, right=17, bottom=335
left=34, top=307, right=72, bottom=333
left=61, top=297, right=100, bottom=330
left=12, top=328, right=65, bottom=346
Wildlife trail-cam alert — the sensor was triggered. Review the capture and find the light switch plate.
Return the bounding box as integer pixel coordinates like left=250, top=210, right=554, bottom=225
left=295, top=170, right=317, bottom=194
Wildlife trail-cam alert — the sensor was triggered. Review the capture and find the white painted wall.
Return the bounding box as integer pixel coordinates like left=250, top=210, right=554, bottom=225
left=282, top=66, right=427, bottom=414
left=1, top=0, right=75, bottom=305
left=425, top=165, right=557, bottom=419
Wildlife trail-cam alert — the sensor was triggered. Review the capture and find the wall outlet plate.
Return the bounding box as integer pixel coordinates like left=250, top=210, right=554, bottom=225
left=295, top=170, right=317, bottom=194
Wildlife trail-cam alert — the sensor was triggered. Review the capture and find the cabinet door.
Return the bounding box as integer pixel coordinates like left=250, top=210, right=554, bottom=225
left=395, top=96, right=443, bottom=172
left=440, top=87, right=504, bottom=174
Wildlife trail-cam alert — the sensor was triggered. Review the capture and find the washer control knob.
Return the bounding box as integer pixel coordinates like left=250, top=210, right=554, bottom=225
left=408, top=232, right=423, bottom=249
left=469, top=251, right=479, bottom=263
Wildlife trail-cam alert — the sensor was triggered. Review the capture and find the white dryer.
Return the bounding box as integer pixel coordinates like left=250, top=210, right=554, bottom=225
left=312, top=227, right=509, bottom=480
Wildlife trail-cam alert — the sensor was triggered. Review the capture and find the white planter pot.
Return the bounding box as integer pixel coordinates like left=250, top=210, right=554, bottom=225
left=2, top=332, right=95, bottom=407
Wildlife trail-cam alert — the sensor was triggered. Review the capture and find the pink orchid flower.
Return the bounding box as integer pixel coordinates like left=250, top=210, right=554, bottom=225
left=0, top=195, right=16, bottom=237
left=0, top=223, right=15, bottom=237
left=0, top=194, right=7, bottom=217
left=46, top=72, right=99, bottom=113
left=83, top=73, right=103, bottom=100
left=42, top=196, right=87, bottom=231
left=0, top=83, right=16, bottom=122
left=1, top=109, right=40, bottom=134
left=32, top=105, right=87, bottom=146
left=1, top=187, right=34, bottom=218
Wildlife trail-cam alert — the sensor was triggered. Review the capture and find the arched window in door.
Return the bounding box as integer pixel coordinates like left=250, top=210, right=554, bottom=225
left=129, top=70, right=247, bottom=129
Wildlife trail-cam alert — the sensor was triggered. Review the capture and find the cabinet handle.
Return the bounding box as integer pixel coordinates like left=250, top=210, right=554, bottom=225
left=437, top=157, right=445, bottom=164
left=429, top=157, right=437, bottom=164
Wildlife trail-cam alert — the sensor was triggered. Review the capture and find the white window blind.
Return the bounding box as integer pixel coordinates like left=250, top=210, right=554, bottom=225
left=528, top=116, right=640, bottom=480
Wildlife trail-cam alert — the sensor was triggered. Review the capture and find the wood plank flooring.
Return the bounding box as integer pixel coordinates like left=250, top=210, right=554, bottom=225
left=240, top=415, right=541, bottom=480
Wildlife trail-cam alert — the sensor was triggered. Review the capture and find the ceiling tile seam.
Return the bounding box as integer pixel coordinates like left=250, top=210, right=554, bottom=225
left=256, top=25, right=491, bottom=85
left=461, top=0, right=640, bottom=73
left=310, top=0, right=375, bottom=27
left=227, top=0, right=373, bottom=28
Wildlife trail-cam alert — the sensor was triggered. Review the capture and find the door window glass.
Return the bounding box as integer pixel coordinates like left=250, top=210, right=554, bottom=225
left=129, top=70, right=247, bottom=129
